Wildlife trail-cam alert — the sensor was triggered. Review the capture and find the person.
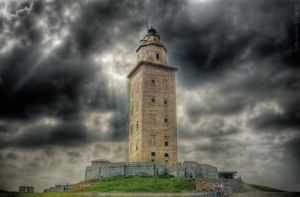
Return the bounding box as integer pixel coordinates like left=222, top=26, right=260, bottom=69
left=213, top=182, right=225, bottom=197
left=219, top=182, right=225, bottom=197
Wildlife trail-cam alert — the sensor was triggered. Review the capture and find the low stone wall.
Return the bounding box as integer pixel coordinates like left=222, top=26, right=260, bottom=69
left=85, top=160, right=218, bottom=181
left=85, top=161, right=175, bottom=180
left=44, top=184, right=69, bottom=192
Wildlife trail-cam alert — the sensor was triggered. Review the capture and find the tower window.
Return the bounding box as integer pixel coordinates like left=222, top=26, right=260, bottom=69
left=151, top=79, right=155, bottom=86
left=164, top=118, right=168, bottom=123
left=156, top=54, right=159, bottom=60
left=136, top=123, right=139, bottom=129
left=152, top=98, right=155, bottom=102
left=164, top=100, right=168, bottom=105
left=151, top=152, right=156, bottom=157
left=164, top=153, right=169, bottom=157
left=165, top=141, right=168, bottom=146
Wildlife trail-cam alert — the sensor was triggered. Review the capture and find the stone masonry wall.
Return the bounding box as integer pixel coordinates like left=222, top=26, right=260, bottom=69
left=183, top=161, right=218, bottom=179
left=128, top=62, right=178, bottom=165
left=137, top=44, right=167, bottom=65
left=221, top=178, right=244, bottom=193
left=128, top=66, right=144, bottom=162
left=142, top=65, right=177, bottom=164
left=85, top=161, right=218, bottom=181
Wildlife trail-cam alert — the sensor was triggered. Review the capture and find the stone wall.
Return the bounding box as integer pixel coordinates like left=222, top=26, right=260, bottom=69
left=128, top=65, right=143, bottom=162
left=137, top=44, right=167, bottom=65
left=86, top=161, right=168, bottom=180
left=44, top=184, right=69, bottom=193
left=194, top=178, right=244, bottom=195
left=136, top=33, right=167, bottom=65
left=19, top=186, right=34, bottom=193
left=85, top=160, right=218, bottom=181
left=182, top=161, right=218, bottom=179
left=128, top=62, right=178, bottom=165
left=221, top=177, right=244, bottom=193
left=141, top=64, right=178, bottom=164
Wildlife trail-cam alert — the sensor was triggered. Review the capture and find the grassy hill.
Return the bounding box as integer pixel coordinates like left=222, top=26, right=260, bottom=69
left=4, top=176, right=293, bottom=197
left=71, top=175, right=196, bottom=192
left=9, top=176, right=195, bottom=197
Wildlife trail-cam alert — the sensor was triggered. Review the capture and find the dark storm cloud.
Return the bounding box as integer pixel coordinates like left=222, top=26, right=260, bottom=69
left=0, top=3, right=95, bottom=120
left=5, top=153, right=18, bottom=160
left=0, top=0, right=147, bottom=147
left=156, top=0, right=299, bottom=84
left=248, top=99, right=300, bottom=131
left=152, top=0, right=300, bottom=133
left=178, top=118, right=239, bottom=140
left=14, top=122, right=87, bottom=148
left=186, top=95, right=245, bottom=120
left=0, top=123, right=7, bottom=133
left=285, top=136, right=300, bottom=162
left=67, top=151, right=81, bottom=157
left=0, top=54, right=95, bottom=119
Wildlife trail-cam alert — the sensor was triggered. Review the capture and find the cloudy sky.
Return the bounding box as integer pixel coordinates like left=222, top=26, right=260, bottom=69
left=0, top=0, right=299, bottom=192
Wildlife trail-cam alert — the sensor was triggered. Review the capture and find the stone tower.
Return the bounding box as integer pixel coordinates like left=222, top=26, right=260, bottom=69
left=127, top=27, right=178, bottom=165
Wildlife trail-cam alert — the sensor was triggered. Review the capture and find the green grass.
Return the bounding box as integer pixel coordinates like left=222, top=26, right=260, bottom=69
left=8, top=192, right=147, bottom=197
left=247, top=183, right=285, bottom=192
left=1, top=192, right=88, bottom=197
left=18, top=193, right=85, bottom=197
left=17, top=193, right=138, bottom=197
left=84, top=175, right=196, bottom=192
left=5, top=175, right=195, bottom=197
left=0, top=192, right=19, bottom=197
left=16, top=193, right=185, bottom=197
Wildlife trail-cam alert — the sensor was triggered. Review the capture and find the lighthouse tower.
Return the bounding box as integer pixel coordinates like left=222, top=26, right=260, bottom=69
left=127, top=27, right=178, bottom=165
